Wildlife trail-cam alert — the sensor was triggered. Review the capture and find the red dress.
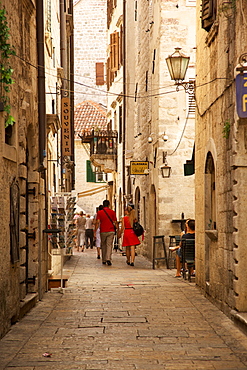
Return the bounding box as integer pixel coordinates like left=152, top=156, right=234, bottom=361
left=122, top=216, right=141, bottom=247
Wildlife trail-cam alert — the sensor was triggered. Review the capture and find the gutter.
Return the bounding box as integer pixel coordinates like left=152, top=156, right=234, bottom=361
left=36, top=0, right=48, bottom=299
left=122, top=0, right=126, bottom=204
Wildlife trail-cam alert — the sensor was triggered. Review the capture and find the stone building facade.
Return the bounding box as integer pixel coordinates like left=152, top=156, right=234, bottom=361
left=0, top=0, right=74, bottom=339
left=73, top=0, right=107, bottom=107
left=0, top=0, right=45, bottom=338
left=74, top=100, right=108, bottom=215
left=195, top=0, right=247, bottom=318
left=106, top=0, right=196, bottom=259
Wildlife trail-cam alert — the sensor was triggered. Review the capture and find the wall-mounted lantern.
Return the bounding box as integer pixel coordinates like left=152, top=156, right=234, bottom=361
left=160, top=151, right=171, bottom=178
left=166, top=48, right=194, bottom=95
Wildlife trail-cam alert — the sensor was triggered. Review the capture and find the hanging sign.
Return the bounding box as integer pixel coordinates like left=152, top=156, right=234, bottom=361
left=62, top=97, right=71, bottom=156
left=236, top=73, right=247, bottom=118
left=130, top=161, right=149, bottom=175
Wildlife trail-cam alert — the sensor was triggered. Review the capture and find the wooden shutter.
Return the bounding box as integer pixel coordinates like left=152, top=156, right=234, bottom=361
left=201, top=0, right=216, bottom=31
left=107, top=0, right=113, bottom=29
left=119, top=25, right=123, bottom=66
left=118, top=105, right=122, bottom=144
left=86, top=160, right=96, bottom=182
left=110, top=32, right=119, bottom=72
left=107, top=57, right=111, bottom=90
left=96, top=62, right=105, bottom=85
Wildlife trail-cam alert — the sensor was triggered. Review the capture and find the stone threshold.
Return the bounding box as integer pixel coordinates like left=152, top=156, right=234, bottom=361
left=231, top=310, right=247, bottom=335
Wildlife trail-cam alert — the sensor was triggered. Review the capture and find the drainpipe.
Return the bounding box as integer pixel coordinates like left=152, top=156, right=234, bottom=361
left=122, top=0, right=126, bottom=206
left=69, top=0, right=75, bottom=189
left=60, top=0, right=67, bottom=88
left=36, top=0, right=46, bottom=166
left=60, top=0, right=67, bottom=190
left=36, top=0, right=47, bottom=299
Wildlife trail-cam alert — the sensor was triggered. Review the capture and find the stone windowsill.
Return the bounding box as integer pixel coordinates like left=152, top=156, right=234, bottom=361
left=205, top=229, right=218, bottom=241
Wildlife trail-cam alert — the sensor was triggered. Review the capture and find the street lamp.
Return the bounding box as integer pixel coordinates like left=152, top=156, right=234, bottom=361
left=147, top=132, right=168, bottom=144
left=160, top=151, right=171, bottom=178
left=166, top=48, right=194, bottom=94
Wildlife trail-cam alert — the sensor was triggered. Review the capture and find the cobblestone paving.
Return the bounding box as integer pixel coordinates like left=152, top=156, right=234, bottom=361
left=1, top=248, right=247, bottom=370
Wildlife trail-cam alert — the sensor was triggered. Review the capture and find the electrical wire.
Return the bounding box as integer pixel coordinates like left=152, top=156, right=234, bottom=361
left=168, top=99, right=193, bottom=156
left=14, top=52, right=232, bottom=101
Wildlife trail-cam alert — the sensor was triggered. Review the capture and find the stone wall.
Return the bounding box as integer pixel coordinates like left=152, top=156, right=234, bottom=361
left=0, top=0, right=45, bottom=338
left=74, top=139, right=108, bottom=215
left=195, top=0, right=247, bottom=313
left=74, top=0, right=107, bottom=107
left=123, top=0, right=196, bottom=259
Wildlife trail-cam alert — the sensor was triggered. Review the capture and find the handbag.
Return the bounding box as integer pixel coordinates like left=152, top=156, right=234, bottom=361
left=133, top=221, right=144, bottom=237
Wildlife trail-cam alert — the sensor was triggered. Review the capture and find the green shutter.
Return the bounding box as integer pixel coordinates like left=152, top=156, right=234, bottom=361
left=86, top=160, right=96, bottom=182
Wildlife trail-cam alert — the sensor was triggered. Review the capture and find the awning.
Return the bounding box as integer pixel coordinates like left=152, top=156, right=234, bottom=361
left=77, top=184, right=109, bottom=198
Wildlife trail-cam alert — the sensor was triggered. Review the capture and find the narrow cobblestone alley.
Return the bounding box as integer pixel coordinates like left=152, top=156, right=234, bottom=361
left=1, top=249, right=247, bottom=370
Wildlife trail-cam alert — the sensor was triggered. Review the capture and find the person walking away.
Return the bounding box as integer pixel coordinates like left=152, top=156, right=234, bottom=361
left=76, top=211, right=86, bottom=252
left=95, top=205, right=103, bottom=259
left=85, top=214, right=94, bottom=249
left=94, top=200, right=118, bottom=266
left=118, top=203, right=140, bottom=266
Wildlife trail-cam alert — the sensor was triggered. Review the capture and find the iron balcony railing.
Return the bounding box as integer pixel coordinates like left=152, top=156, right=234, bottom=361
left=78, top=130, right=118, bottom=156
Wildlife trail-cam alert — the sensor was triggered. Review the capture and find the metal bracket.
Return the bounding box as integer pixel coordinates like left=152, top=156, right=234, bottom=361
left=28, top=187, right=36, bottom=196
left=27, top=231, right=36, bottom=239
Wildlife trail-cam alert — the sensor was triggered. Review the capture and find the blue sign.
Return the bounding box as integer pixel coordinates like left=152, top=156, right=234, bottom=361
left=236, top=73, right=247, bottom=118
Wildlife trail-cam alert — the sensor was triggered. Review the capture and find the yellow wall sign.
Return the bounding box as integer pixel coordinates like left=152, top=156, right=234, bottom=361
left=130, top=161, right=149, bottom=175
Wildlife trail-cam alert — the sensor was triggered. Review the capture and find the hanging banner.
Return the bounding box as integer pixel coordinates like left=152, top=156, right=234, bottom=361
left=130, top=161, right=149, bottom=175
left=62, top=97, right=71, bottom=156
left=236, top=73, right=247, bottom=118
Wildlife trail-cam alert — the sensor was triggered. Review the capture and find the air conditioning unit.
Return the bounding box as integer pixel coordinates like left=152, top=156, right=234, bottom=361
left=95, top=172, right=105, bottom=182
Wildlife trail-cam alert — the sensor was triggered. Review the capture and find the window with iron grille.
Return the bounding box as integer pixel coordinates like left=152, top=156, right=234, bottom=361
left=47, top=0, right=51, bottom=32
left=187, top=80, right=196, bottom=117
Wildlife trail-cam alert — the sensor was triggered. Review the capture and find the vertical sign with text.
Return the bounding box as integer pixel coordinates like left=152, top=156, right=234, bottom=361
left=236, top=73, right=247, bottom=118
left=62, top=97, right=71, bottom=156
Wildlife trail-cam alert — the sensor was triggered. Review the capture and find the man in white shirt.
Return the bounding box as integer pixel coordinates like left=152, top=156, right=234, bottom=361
left=85, top=214, right=94, bottom=249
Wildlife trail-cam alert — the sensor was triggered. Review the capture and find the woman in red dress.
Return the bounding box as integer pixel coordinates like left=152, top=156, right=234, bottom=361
left=120, top=203, right=140, bottom=266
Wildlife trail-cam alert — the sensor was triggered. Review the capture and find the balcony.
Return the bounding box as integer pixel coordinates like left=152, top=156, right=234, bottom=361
left=79, top=129, right=117, bottom=173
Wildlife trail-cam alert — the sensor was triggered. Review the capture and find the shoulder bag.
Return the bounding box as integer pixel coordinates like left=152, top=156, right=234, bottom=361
left=133, top=221, right=144, bottom=237
left=103, top=209, right=117, bottom=234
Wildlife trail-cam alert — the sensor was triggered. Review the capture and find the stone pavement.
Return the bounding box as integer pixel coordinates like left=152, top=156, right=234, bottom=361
left=1, top=248, right=247, bottom=370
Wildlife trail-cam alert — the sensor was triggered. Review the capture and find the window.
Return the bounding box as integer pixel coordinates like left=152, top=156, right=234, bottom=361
left=110, top=32, right=119, bottom=72
left=10, top=180, right=20, bottom=264
left=107, top=0, right=115, bottom=29
left=5, top=125, right=13, bottom=145
left=186, top=80, right=196, bottom=117
left=118, top=105, right=122, bottom=144
left=201, top=0, right=217, bottom=32
left=152, top=49, right=156, bottom=74
left=120, top=25, right=123, bottom=66
left=96, top=62, right=105, bottom=86
left=46, top=0, right=51, bottom=32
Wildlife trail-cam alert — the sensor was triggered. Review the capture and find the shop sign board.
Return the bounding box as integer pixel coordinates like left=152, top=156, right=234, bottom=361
left=62, top=97, right=71, bottom=156
left=130, top=161, right=149, bottom=175
left=236, top=73, right=247, bottom=118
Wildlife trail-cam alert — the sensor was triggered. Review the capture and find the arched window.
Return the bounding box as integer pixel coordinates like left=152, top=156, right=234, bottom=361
left=205, top=152, right=216, bottom=230
left=205, top=151, right=216, bottom=283
left=134, top=187, right=141, bottom=221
